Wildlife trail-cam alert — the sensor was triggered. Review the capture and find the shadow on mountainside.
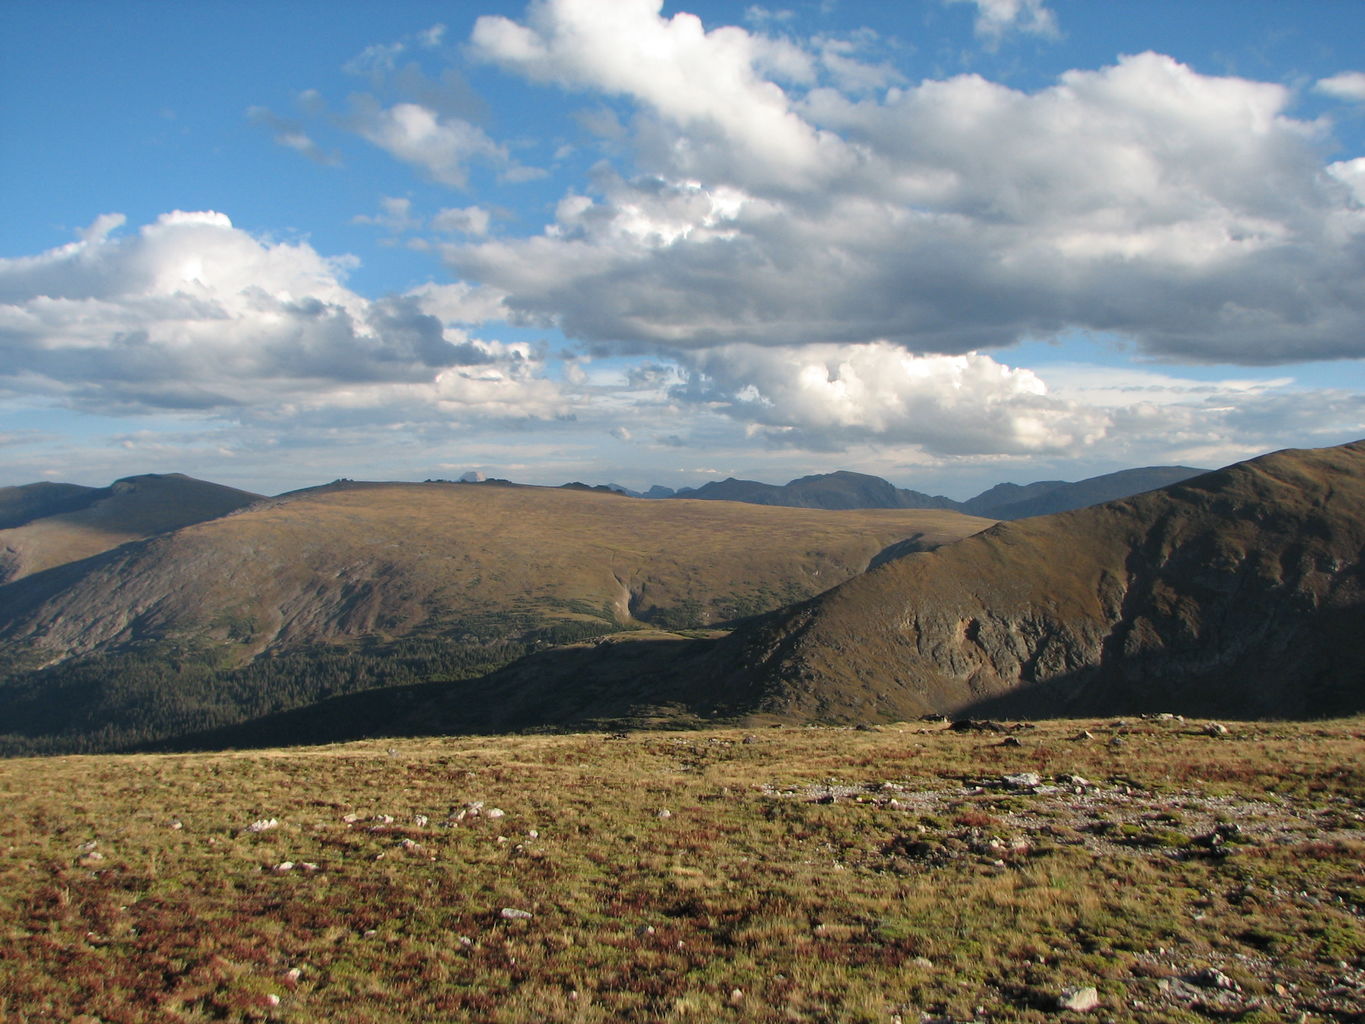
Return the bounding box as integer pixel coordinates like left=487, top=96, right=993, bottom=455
left=143, top=631, right=746, bottom=752
left=948, top=602, right=1365, bottom=724
left=143, top=584, right=1365, bottom=755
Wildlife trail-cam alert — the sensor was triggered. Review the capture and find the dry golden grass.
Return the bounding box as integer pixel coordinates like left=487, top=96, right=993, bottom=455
left=1, top=716, right=1361, bottom=1022
left=3, top=482, right=991, bottom=663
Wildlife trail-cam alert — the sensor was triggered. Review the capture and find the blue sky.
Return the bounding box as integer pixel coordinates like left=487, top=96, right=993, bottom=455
left=2, top=0, right=1364, bottom=498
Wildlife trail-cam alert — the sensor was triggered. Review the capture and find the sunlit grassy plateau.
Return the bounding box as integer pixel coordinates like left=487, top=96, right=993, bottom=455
left=2, top=717, right=1361, bottom=1022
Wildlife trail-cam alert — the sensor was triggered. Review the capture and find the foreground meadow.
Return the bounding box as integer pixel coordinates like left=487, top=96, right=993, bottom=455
left=1, top=717, right=1361, bottom=1023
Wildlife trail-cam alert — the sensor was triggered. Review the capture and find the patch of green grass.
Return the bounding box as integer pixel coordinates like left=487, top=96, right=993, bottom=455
left=0, top=717, right=1361, bottom=1022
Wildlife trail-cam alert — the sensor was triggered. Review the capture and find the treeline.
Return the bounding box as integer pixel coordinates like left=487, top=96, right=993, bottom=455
left=0, top=619, right=613, bottom=757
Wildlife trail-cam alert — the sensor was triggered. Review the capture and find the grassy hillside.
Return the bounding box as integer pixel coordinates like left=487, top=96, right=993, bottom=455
left=0, top=481, right=100, bottom=529
left=2, top=717, right=1361, bottom=1022
left=0, top=484, right=990, bottom=754
left=721, top=441, right=1365, bottom=722
left=0, top=473, right=261, bottom=584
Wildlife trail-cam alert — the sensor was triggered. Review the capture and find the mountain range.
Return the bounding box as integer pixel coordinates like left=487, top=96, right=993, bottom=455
left=626, top=465, right=1208, bottom=519
left=0, top=479, right=986, bottom=754
left=0, top=445, right=1358, bottom=754
left=187, top=440, right=1363, bottom=749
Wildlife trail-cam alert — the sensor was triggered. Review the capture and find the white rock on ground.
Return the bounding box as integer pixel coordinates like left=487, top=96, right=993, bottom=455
left=1055, top=986, right=1100, bottom=1012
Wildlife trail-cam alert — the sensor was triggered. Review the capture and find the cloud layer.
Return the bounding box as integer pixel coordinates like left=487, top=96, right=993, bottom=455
left=5, top=2, right=1363, bottom=491
left=0, top=211, right=558, bottom=420
left=449, top=1, right=1364, bottom=365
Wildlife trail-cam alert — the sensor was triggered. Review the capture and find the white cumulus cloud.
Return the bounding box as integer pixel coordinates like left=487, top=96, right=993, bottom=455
left=679, top=342, right=1111, bottom=454
left=351, top=101, right=514, bottom=188
left=946, top=0, right=1059, bottom=46
left=471, top=0, right=852, bottom=192
left=1315, top=71, right=1365, bottom=102
left=0, top=212, right=564, bottom=421
left=451, top=28, right=1365, bottom=366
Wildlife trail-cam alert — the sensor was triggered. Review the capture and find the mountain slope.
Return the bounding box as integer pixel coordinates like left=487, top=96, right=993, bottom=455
left=157, top=442, right=1365, bottom=749
left=0, top=482, right=102, bottom=529
left=963, top=465, right=1208, bottom=519
left=0, top=483, right=991, bottom=753
left=722, top=441, right=1365, bottom=721
left=0, top=473, right=261, bottom=584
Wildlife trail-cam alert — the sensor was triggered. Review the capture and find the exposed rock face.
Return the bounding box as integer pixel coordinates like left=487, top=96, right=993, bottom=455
left=727, top=441, right=1365, bottom=721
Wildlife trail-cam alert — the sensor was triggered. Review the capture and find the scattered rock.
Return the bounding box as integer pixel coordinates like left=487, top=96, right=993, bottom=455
left=499, top=907, right=532, bottom=920
left=999, top=736, right=1023, bottom=747
left=1202, top=723, right=1229, bottom=737
left=1157, top=977, right=1204, bottom=1002
left=242, top=818, right=278, bottom=834
left=342, top=813, right=360, bottom=824
left=168, top=819, right=183, bottom=830
left=1003, top=772, right=1043, bottom=790
left=1058, top=773, right=1094, bottom=791
left=1055, top=986, right=1100, bottom=1012
left=912, top=956, right=934, bottom=969
left=657, top=809, right=673, bottom=819
left=1071, top=730, right=1095, bottom=741
left=1191, top=823, right=1244, bottom=853
left=413, top=814, right=428, bottom=828
left=273, top=861, right=294, bottom=873
left=1186, top=967, right=1238, bottom=991
left=486, top=808, right=505, bottom=819
left=950, top=719, right=1006, bottom=733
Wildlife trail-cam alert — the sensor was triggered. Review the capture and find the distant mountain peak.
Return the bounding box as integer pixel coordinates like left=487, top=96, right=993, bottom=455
left=652, top=465, right=1210, bottom=518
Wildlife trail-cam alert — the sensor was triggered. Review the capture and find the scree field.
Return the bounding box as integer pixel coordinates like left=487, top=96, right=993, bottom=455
left=2, top=717, right=1362, bottom=1023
